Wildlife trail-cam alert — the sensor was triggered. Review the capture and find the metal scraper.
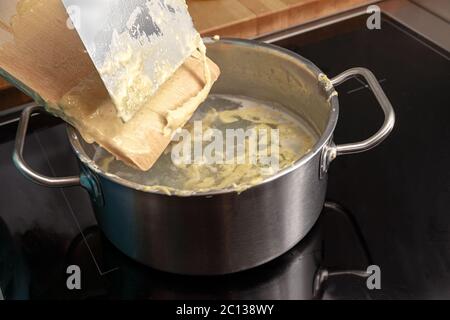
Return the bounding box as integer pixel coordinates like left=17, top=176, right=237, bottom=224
left=61, top=0, right=201, bottom=122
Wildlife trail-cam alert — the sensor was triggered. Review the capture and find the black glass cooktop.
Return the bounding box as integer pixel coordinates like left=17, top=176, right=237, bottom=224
left=1, top=14, right=449, bottom=300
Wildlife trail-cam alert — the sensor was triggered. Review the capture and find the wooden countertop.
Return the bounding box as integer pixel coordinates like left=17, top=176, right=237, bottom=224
left=188, top=0, right=377, bottom=38
left=0, top=0, right=377, bottom=107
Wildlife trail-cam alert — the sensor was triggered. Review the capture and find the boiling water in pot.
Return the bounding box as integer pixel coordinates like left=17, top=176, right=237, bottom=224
left=92, top=94, right=318, bottom=194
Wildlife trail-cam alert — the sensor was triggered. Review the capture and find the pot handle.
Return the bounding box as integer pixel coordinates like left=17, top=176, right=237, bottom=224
left=322, top=68, right=395, bottom=174
left=13, top=105, right=81, bottom=188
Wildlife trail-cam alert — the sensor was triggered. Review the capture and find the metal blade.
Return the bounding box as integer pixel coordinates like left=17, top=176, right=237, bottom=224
left=61, top=0, right=200, bottom=121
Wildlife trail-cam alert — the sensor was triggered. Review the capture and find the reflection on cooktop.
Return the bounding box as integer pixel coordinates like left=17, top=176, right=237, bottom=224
left=0, top=198, right=372, bottom=300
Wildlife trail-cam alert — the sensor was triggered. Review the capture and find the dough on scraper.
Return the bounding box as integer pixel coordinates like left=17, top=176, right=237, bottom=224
left=52, top=49, right=220, bottom=171
left=0, top=0, right=220, bottom=171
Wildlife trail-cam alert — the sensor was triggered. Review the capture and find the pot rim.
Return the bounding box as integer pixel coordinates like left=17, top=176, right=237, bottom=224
left=67, top=38, right=339, bottom=197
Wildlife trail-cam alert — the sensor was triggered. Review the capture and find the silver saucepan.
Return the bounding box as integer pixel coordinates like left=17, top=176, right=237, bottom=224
left=13, top=39, right=395, bottom=275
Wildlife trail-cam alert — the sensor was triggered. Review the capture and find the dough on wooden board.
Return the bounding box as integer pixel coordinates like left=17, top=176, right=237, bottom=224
left=0, top=0, right=221, bottom=171
left=55, top=51, right=220, bottom=171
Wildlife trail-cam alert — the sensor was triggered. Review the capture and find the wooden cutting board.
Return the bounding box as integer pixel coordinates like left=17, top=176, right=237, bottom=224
left=187, top=0, right=377, bottom=37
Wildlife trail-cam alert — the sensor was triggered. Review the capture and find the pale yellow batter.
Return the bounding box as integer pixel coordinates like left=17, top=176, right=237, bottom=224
left=94, top=95, right=318, bottom=195
left=52, top=47, right=220, bottom=172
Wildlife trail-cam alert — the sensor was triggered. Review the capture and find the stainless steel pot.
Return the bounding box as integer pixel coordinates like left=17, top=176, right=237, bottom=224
left=13, top=39, right=395, bottom=275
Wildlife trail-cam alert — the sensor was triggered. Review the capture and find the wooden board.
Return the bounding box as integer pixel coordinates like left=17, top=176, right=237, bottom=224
left=187, top=0, right=257, bottom=38
left=1, top=0, right=378, bottom=104
left=188, top=0, right=378, bottom=37
left=239, top=0, right=292, bottom=35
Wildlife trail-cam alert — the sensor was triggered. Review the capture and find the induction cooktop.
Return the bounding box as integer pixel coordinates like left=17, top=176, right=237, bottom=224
left=0, top=9, right=449, bottom=300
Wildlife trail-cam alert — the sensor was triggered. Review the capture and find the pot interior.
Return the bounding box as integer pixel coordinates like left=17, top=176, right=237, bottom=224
left=206, top=39, right=334, bottom=135
left=68, top=39, right=337, bottom=195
